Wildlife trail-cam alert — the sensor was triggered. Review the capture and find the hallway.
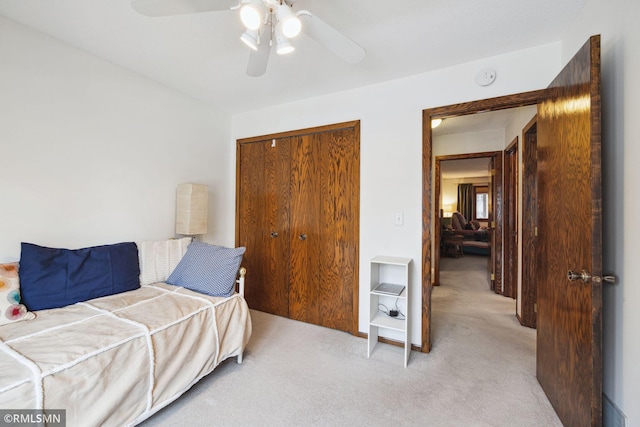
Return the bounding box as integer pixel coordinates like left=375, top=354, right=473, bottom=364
left=431, top=254, right=560, bottom=424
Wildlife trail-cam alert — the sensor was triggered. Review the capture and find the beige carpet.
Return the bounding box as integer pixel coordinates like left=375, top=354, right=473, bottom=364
left=141, top=255, right=561, bottom=426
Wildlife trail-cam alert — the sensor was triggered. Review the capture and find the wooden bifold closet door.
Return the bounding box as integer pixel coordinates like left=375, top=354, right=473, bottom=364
left=236, top=121, right=360, bottom=335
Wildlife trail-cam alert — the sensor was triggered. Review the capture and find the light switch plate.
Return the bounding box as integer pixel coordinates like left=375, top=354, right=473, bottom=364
left=394, top=212, right=404, bottom=226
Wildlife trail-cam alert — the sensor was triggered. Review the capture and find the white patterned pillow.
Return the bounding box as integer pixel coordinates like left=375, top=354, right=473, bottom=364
left=0, top=262, right=36, bottom=325
left=136, top=238, right=192, bottom=285
left=166, top=241, right=245, bottom=297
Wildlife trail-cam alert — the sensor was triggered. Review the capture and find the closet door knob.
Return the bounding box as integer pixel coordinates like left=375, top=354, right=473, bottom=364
left=299, top=234, right=307, bottom=241
left=270, top=231, right=278, bottom=238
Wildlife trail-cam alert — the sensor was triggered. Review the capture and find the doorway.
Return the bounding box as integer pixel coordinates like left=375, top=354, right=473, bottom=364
left=431, top=106, right=536, bottom=339
left=434, top=152, right=498, bottom=290
left=421, top=90, right=544, bottom=353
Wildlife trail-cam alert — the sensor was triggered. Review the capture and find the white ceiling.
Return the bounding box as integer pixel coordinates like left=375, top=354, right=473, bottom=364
left=440, top=157, right=490, bottom=179
left=433, top=105, right=537, bottom=137
left=0, top=0, right=586, bottom=114
left=436, top=105, right=537, bottom=178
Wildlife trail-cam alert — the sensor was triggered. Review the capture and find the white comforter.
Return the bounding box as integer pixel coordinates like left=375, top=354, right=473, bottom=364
left=0, top=283, right=252, bottom=426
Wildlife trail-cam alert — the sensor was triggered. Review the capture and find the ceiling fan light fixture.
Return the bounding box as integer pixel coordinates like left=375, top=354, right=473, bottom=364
left=277, top=4, right=301, bottom=38
left=275, top=24, right=294, bottom=55
left=276, top=39, right=295, bottom=55
left=240, top=0, right=263, bottom=30
left=240, top=29, right=259, bottom=51
left=130, top=0, right=368, bottom=76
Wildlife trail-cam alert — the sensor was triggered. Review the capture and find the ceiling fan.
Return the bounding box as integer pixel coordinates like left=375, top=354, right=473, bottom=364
left=131, top=0, right=367, bottom=77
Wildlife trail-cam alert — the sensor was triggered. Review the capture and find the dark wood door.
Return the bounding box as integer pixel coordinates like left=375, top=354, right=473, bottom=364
left=487, top=151, right=504, bottom=294
left=503, top=139, right=518, bottom=299
left=493, top=154, right=503, bottom=294
left=536, top=36, right=602, bottom=426
left=317, top=128, right=360, bottom=333
left=487, top=155, right=503, bottom=292
left=289, top=134, right=321, bottom=325
left=521, top=117, right=538, bottom=328
left=237, top=138, right=291, bottom=317
left=487, top=157, right=494, bottom=288
left=289, top=129, right=360, bottom=333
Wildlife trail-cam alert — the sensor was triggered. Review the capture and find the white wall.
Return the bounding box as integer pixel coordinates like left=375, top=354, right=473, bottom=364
left=0, top=17, right=233, bottom=263
left=559, top=0, right=640, bottom=423
left=232, top=42, right=561, bottom=346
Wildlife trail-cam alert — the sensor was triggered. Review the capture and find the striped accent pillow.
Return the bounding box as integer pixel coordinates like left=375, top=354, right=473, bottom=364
left=167, top=241, right=245, bottom=297
left=136, top=238, right=191, bottom=285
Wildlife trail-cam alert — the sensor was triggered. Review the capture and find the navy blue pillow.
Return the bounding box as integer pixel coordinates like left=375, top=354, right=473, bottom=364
left=19, top=242, right=140, bottom=311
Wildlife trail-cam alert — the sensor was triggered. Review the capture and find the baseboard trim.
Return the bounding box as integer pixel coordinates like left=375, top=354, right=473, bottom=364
left=516, top=312, right=523, bottom=325
left=603, top=393, right=626, bottom=427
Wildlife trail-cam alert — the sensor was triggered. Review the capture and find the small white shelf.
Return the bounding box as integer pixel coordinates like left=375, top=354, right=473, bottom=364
left=370, top=287, right=407, bottom=299
left=368, top=255, right=412, bottom=367
left=369, top=312, right=405, bottom=331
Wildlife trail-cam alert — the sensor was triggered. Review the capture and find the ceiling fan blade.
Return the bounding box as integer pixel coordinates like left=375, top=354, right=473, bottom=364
left=131, top=0, right=238, bottom=17
left=246, top=37, right=271, bottom=77
left=297, top=10, right=366, bottom=64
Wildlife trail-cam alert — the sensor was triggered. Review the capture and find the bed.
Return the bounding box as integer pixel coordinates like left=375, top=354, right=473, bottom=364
left=0, top=238, right=252, bottom=426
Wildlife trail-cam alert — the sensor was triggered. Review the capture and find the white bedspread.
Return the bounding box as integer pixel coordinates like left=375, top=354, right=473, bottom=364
left=0, top=283, right=252, bottom=426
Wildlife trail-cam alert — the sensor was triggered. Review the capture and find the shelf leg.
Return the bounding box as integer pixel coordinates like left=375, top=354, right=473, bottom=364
left=368, top=326, right=379, bottom=357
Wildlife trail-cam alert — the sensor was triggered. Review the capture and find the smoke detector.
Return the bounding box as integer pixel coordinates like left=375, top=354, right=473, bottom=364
left=475, top=68, right=497, bottom=86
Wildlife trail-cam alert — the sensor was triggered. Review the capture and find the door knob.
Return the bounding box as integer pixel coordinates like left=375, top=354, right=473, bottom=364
left=567, top=270, right=590, bottom=282
left=593, top=275, right=617, bottom=284
left=270, top=231, right=278, bottom=238
left=299, top=233, right=307, bottom=241
left=568, top=270, right=617, bottom=284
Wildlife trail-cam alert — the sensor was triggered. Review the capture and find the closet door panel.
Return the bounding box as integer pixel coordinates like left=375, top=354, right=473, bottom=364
left=289, top=135, right=321, bottom=324
left=264, top=138, right=292, bottom=317
left=237, top=141, right=265, bottom=311
left=238, top=139, right=290, bottom=317
left=317, top=128, right=360, bottom=333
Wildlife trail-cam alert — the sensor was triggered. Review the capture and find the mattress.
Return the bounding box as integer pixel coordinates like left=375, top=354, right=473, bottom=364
left=0, top=283, right=252, bottom=426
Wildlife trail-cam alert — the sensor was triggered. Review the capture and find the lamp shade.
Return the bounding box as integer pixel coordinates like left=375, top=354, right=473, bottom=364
left=176, top=183, right=208, bottom=235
